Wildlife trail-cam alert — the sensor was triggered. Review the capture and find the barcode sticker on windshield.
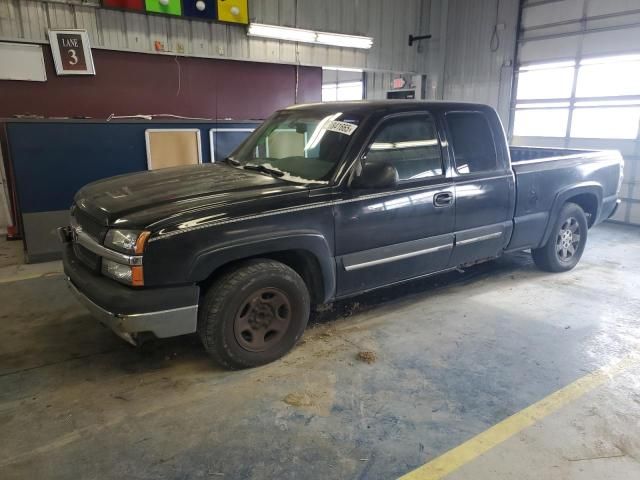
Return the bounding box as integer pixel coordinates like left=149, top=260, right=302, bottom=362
left=326, top=121, right=358, bottom=136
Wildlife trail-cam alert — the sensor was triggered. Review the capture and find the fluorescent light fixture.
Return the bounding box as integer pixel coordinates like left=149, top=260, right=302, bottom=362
left=247, top=23, right=373, bottom=50
left=316, top=32, right=373, bottom=49
left=247, top=23, right=316, bottom=43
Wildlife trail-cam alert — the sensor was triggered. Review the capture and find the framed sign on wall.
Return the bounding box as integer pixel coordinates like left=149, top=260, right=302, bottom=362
left=47, top=30, right=96, bottom=76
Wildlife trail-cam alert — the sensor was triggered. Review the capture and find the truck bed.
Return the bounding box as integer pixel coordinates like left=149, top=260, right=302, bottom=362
left=510, top=146, right=595, bottom=163
left=507, top=146, right=623, bottom=252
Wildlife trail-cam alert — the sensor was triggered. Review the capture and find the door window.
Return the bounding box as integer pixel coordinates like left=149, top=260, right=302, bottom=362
left=365, top=115, right=443, bottom=181
left=446, top=112, right=498, bottom=174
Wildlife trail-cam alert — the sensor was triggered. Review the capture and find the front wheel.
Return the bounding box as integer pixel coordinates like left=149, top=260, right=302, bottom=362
left=198, top=259, right=310, bottom=369
left=531, top=202, right=588, bottom=272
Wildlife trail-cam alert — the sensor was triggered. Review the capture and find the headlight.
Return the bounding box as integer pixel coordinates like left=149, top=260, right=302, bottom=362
left=104, top=229, right=150, bottom=254
left=102, top=259, right=144, bottom=286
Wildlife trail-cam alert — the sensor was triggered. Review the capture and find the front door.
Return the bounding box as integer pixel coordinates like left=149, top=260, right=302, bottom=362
left=334, top=112, right=455, bottom=297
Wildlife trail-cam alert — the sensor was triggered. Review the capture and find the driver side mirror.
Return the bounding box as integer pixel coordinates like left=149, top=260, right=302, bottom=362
left=351, top=162, right=399, bottom=189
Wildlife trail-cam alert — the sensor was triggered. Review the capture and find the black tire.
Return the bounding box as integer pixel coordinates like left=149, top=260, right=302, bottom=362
left=531, top=202, right=588, bottom=273
left=198, top=259, right=310, bottom=369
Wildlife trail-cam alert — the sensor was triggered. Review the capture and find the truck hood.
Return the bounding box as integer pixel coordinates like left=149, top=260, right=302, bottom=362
left=74, top=163, right=309, bottom=227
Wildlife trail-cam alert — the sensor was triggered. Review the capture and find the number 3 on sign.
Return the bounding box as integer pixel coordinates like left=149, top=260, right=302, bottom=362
left=68, top=49, right=78, bottom=65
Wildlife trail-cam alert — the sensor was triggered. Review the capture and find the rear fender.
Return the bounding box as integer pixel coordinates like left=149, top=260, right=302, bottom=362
left=539, top=182, right=603, bottom=247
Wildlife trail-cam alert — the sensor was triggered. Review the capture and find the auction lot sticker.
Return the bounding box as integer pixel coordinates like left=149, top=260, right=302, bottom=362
left=326, top=121, right=358, bottom=136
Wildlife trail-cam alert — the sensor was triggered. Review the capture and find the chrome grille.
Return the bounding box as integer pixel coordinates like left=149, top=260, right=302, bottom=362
left=71, top=206, right=106, bottom=271
left=73, top=242, right=101, bottom=271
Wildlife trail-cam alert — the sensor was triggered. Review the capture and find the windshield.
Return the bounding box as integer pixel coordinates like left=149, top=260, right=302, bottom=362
left=231, top=110, right=362, bottom=184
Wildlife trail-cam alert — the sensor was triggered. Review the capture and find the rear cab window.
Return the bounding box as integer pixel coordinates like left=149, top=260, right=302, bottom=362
left=445, top=112, right=499, bottom=174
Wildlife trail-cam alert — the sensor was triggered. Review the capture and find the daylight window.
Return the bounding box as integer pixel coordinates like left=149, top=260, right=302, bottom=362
left=576, top=55, right=640, bottom=98
left=322, top=81, right=363, bottom=102
left=571, top=106, right=640, bottom=140
left=516, top=61, right=575, bottom=100
left=513, top=107, right=569, bottom=137
left=513, top=54, right=640, bottom=140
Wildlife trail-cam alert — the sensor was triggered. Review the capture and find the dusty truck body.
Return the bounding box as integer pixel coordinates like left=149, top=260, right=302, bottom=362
left=59, top=101, right=623, bottom=369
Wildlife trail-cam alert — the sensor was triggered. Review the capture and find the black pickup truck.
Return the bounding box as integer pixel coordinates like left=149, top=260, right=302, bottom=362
left=60, top=101, right=623, bottom=369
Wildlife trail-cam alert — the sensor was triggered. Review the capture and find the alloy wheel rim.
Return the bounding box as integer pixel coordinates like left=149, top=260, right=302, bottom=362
left=556, top=217, right=581, bottom=262
left=234, top=287, right=292, bottom=352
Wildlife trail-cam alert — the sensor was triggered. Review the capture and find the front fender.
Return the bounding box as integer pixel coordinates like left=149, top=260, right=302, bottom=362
left=189, top=231, right=336, bottom=303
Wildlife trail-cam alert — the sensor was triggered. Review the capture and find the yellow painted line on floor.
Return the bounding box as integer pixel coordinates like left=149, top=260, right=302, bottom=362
left=398, top=353, right=640, bottom=480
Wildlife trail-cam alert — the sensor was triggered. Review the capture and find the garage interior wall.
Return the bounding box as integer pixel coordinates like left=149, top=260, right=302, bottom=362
left=511, top=0, right=640, bottom=226
left=0, top=0, right=428, bottom=73
left=0, top=0, right=430, bottom=233
left=0, top=49, right=321, bottom=119
left=322, top=68, right=364, bottom=102
left=422, top=0, right=521, bottom=125
left=363, top=0, right=520, bottom=114
left=0, top=0, right=523, bottom=117
left=6, top=1, right=634, bottom=228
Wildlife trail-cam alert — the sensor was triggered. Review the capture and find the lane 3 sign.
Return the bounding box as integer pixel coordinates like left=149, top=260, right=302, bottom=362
left=48, top=30, right=96, bottom=76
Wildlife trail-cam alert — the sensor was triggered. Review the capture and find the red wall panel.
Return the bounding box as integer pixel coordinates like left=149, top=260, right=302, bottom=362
left=101, top=0, right=145, bottom=11
left=0, top=48, right=322, bottom=120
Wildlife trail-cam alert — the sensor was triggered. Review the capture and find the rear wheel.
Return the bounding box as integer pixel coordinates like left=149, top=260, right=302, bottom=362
left=198, top=259, right=310, bottom=369
left=531, top=202, right=588, bottom=272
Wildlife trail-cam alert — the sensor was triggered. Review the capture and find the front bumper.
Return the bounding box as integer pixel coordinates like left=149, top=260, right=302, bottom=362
left=62, top=242, right=199, bottom=345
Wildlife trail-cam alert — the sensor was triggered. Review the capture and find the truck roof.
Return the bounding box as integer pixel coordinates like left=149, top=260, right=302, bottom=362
left=284, top=100, right=496, bottom=115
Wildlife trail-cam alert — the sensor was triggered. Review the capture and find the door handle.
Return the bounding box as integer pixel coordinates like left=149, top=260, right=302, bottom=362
left=434, top=191, right=454, bottom=207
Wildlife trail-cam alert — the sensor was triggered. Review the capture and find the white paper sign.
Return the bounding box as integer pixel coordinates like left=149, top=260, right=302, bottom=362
left=326, top=120, right=358, bottom=136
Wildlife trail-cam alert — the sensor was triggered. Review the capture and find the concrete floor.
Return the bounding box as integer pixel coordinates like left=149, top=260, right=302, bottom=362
left=0, top=223, right=639, bottom=479
left=0, top=237, right=23, bottom=268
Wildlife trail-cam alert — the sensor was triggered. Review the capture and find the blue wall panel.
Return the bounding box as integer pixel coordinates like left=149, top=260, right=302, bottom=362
left=4, top=120, right=257, bottom=262
left=7, top=121, right=257, bottom=214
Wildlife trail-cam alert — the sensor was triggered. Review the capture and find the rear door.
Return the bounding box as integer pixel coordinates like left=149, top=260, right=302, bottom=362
left=334, top=112, right=455, bottom=296
left=443, top=111, right=515, bottom=266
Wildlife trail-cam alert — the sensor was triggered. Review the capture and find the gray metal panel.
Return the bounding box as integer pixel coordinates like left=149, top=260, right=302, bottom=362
left=23, top=210, right=70, bottom=263
left=437, top=0, right=520, bottom=125
left=124, top=11, right=151, bottom=52
left=74, top=5, right=100, bottom=46
left=47, top=2, right=77, bottom=30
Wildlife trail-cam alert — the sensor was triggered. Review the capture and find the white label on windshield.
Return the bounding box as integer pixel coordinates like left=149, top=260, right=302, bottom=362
left=326, top=120, right=358, bottom=136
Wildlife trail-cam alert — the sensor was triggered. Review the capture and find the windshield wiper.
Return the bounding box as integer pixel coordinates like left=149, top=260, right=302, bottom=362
left=223, top=156, right=241, bottom=166
left=243, top=164, right=285, bottom=177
